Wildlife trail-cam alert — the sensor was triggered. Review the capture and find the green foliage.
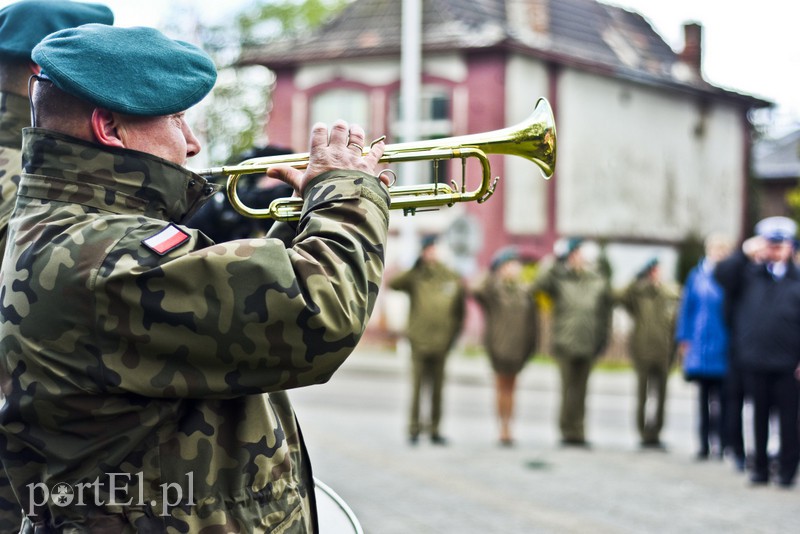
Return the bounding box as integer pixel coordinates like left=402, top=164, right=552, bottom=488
left=675, top=233, right=705, bottom=284
left=786, top=186, right=800, bottom=227
left=182, top=0, right=350, bottom=166
left=237, top=0, right=349, bottom=45
left=200, top=66, right=274, bottom=165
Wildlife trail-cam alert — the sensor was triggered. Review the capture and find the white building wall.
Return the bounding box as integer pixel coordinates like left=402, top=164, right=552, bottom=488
left=555, top=69, right=744, bottom=241
left=503, top=55, right=551, bottom=235
left=294, top=54, right=467, bottom=90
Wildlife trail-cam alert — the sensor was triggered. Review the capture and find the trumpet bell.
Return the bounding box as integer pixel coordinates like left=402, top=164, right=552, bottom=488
left=196, top=97, right=556, bottom=221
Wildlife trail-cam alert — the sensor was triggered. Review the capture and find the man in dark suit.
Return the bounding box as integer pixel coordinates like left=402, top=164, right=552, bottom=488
left=714, top=216, right=800, bottom=488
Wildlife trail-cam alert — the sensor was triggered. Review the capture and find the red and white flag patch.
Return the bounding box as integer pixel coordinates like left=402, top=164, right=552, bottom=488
left=142, top=224, right=191, bottom=256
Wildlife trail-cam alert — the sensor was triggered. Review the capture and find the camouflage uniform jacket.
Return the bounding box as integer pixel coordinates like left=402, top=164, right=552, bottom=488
left=530, top=261, right=612, bottom=359
left=389, top=261, right=465, bottom=356
left=0, top=91, right=28, bottom=534
left=0, top=128, right=390, bottom=533
left=618, top=279, right=681, bottom=366
left=0, top=92, right=28, bottom=268
left=472, top=275, right=537, bottom=374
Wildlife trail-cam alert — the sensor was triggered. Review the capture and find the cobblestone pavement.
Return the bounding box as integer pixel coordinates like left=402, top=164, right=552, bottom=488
left=292, top=347, right=796, bottom=534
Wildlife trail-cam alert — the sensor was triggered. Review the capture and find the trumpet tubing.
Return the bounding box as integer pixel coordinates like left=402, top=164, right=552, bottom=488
left=196, top=97, right=556, bottom=221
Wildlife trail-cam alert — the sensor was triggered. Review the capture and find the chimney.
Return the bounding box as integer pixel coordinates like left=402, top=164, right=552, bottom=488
left=530, top=0, right=550, bottom=36
left=679, top=22, right=703, bottom=75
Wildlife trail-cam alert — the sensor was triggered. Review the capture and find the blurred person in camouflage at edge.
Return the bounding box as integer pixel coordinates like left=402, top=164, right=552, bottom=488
left=0, top=1, right=115, bottom=531
left=0, top=22, right=389, bottom=534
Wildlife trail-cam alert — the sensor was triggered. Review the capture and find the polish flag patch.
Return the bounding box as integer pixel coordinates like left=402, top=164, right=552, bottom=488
left=141, top=224, right=191, bottom=256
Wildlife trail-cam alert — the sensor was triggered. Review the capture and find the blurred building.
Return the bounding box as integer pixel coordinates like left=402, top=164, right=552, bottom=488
left=753, top=128, right=800, bottom=218
left=239, top=0, right=770, bottom=345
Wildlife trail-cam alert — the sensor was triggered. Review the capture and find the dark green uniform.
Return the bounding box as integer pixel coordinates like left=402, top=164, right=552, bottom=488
left=0, top=90, right=27, bottom=534
left=389, top=261, right=465, bottom=439
left=0, top=91, right=27, bottom=263
left=0, top=128, right=389, bottom=532
left=531, top=261, right=612, bottom=444
left=472, top=274, right=537, bottom=375
left=618, top=279, right=680, bottom=445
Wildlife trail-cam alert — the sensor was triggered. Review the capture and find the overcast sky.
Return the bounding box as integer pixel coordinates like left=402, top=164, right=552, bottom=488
left=3, top=0, right=797, bottom=135
left=604, top=0, right=800, bottom=135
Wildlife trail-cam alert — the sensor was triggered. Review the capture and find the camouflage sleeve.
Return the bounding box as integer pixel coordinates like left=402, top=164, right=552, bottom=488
left=454, top=277, right=467, bottom=330
left=594, top=280, right=614, bottom=357
left=0, top=145, right=23, bottom=270
left=529, top=263, right=555, bottom=298
left=387, top=268, right=413, bottom=292
left=0, top=467, right=21, bottom=533
left=616, top=283, right=634, bottom=312
left=265, top=220, right=299, bottom=247
left=96, top=170, right=389, bottom=398
left=470, top=275, right=489, bottom=307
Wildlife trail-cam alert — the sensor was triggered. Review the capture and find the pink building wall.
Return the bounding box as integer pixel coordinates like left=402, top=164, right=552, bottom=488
left=462, top=52, right=509, bottom=270
left=266, top=69, right=298, bottom=149
left=263, top=53, right=554, bottom=268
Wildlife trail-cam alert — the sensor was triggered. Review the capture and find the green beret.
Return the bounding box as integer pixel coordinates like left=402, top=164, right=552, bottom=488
left=32, top=24, right=217, bottom=116
left=0, top=1, right=113, bottom=60
left=490, top=246, right=520, bottom=271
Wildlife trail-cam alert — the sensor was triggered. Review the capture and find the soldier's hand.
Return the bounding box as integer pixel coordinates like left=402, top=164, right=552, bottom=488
left=267, top=121, right=387, bottom=195
left=742, top=236, right=767, bottom=262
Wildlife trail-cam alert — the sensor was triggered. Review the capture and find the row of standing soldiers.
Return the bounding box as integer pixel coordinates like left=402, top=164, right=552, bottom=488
left=388, top=223, right=800, bottom=489
left=387, top=235, right=679, bottom=450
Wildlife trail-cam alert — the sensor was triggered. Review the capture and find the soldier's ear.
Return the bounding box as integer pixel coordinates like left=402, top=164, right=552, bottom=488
left=90, top=108, right=125, bottom=149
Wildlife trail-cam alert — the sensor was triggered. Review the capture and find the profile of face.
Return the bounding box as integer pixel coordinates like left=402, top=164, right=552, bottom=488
left=765, top=240, right=793, bottom=263
left=115, top=112, right=201, bottom=166
left=498, top=259, right=522, bottom=281
left=647, top=264, right=661, bottom=282
left=567, top=246, right=585, bottom=270
left=420, top=244, right=439, bottom=263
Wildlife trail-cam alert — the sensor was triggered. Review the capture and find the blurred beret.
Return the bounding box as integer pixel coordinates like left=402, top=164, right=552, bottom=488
left=490, top=246, right=519, bottom=271
left=755, top=216, right=797, bottom=243
left=0, top=1, right=113, bottom=60
left=637, top=257, right=659, bottom=279
left=566, top=237, right=584, bottom=255
left=32, top=24, right=217, bottom=116
left=420, top=234, right=438, bottom=250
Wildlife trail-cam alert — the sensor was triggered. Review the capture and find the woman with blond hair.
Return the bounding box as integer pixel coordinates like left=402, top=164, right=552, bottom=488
left=676, top=233, right=735, bottom=460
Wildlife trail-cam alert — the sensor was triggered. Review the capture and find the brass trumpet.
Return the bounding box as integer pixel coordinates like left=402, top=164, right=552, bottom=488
left=196, top=97, right=556, bottom=221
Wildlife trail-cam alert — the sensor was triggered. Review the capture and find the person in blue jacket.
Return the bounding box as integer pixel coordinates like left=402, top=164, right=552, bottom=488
left=676, top=233, right=734, bottom=461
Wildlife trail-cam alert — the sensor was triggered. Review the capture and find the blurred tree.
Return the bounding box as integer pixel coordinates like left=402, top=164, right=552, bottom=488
left=166, top=0, right=349, bottom=167
left=786, top=186, right=800, bottom=227
left=675, top=232, right=705, bottom=284
left=237, top=0, right=348, bottom=45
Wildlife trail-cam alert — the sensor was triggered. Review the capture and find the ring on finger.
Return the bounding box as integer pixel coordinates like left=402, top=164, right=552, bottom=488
left=348, top=143, right=364, bottom=153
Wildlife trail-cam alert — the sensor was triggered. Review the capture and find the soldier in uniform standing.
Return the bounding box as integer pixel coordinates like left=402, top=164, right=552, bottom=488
left=389, top=235, right=466, bottom=445
left=0, top=3, right=114, bottom=530
left=472, top=247, right=538, bottom=446
left=618, top=258, right=681, bottom=449
left=0, top=24, right=389, bottom=532
left=531, top=238, right=612, bottom=447
left=0, top=0, right=113, bottom=260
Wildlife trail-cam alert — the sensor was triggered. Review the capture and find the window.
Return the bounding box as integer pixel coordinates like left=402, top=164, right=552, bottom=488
left=391, top=86, right=452, bottom=184
left=310, top=89, right=369, bottom=129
